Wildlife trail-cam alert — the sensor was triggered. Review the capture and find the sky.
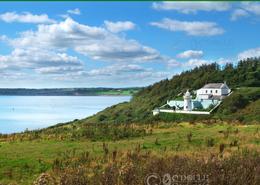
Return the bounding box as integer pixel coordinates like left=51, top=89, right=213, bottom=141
left=0, top=1, right=259, bottom=88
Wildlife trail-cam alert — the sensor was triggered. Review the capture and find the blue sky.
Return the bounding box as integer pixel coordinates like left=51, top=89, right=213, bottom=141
left=0, top=1, right=259, bottom=88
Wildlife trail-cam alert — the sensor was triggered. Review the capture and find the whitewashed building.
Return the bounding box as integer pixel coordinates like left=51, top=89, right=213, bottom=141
left=166, top=82, right=231, bottom=111
left=153, top=82, right=231, bottom=115
left=196, top=82, right=231, bottom=100
left=183, top=90, right=192, bottom=111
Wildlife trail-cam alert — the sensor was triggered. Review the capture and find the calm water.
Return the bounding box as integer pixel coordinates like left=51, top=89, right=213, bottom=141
left=0, top=96, right=131, bottom=134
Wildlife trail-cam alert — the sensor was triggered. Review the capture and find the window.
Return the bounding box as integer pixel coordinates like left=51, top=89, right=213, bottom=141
left=216, top=90, right=218, bottom=93
left=210, top=90, right=212, bottom=93
left=206, top=90, right=208, bottom=93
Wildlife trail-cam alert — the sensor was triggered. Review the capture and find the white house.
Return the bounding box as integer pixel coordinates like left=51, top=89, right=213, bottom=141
left=196, top=82, right=231, bottom=100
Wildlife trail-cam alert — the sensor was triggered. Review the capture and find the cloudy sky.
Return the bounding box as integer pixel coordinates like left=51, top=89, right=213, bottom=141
left=0, top=2, right=259, bottom=88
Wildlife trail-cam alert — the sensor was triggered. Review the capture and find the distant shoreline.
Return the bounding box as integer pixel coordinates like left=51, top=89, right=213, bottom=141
left=0, top=94, right=131, bottom=97
left=0, top=87, right=140, bottom=96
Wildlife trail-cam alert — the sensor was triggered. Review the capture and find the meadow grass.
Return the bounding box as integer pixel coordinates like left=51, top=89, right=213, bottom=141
left=0, top=122, right=259, bottom=184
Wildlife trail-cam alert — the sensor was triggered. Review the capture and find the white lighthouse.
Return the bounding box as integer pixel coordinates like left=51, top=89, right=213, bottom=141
left=183, top=90, right=192, bottom=111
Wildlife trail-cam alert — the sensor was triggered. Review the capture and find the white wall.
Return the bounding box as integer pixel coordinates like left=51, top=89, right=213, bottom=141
left=183, top=98, right=192, bottom=111
left=197, top=88, right=222, bottom=96
left=197, top=94, right=210, bottom=99
left=157, top=109, right=210, bottom=115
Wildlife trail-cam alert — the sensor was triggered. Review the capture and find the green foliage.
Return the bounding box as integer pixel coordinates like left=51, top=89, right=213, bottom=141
left=80, top=123, right=148, bottom=141
left=215, top=87, right=260, bottom=122
left=223, top=94, right=248, bottom=114
left=86, top=58, right=260, bottom=124
left=158, top=112, right=211, bottom=123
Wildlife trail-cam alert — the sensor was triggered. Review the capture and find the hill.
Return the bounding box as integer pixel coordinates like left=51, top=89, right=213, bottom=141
left=0, top=59, right=259, bottom=185
left=84, top=58, right=260, bottom=124
left=19, top=58, right=259, bottom=141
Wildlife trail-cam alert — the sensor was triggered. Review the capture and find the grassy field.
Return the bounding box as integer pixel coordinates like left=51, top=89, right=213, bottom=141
left=0, top=122, right=259, bottom=184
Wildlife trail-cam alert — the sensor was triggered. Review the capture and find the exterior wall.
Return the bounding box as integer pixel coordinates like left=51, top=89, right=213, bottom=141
left=158, top=109, right=210, bottom=115
left=197, top=83, right=231, bottom=98
left=184, top=98, right=192, bottom=111
left=196, top=89, right=203, bottom=95
left=221, top=88, right=230, bottom=95
left=168, top=99, right=219, bottom=110
left=197, top=94, right=210, bottom=100
left=197, top=88, right=222, bottom=96
left=153, top=109, right=160, bottom=115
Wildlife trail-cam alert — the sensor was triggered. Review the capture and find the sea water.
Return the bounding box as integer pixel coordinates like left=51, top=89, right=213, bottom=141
left=0, top=96, right=131, bottom=133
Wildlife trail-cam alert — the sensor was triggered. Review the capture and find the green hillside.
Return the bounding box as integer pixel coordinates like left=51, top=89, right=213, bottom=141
left=85, top=58, right=260, bottom=124
left=0, top=59, right=259, bottom=185
left=215, top=87, right=260, bottom=122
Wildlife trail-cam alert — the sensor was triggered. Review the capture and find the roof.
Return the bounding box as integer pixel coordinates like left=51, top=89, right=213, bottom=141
left=184, top=90, right=191, bottom=97
left=202, top=83, right=225, bottom=89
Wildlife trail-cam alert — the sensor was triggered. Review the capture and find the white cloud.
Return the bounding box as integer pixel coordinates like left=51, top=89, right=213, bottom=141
left=166, top=57, right=211, bottom=69
left=0, top=48, right=83, bottom=74
left=177, top=50, right=203, bottom=59
left=104, top=20, right=135, bottom=33
left=167, top=59, right=181, bottom=67
left=167, top=57, right=233, bottom=69
left=1, top=18, right=174, bottom=86
left=48, top=63, right=170, bottom=86
left=11, top=18, right=107, bottom=49
left=87, top=64, right=146, bottom=76
left=59, top=14, right=70, bottom=19
left=35, top=66, right=83, bottom=74
left=85, top=64, right=170, bottom=83
left=133, top=71, right=170, bottom=80
left=241, top=2, right=260, bottom=15
left=238, top=47, right=260, bottom=61
left=67, top=8, right=81, bottom=15
left=152, top=2, right=230, bottom=14
left=183, top=58, right=235, bottom=68
left=10, top=18, right=160, bottom=62
left=0, top=12, right=56, bottom=24
left=150, top=18, right=224, bottom=36
left=230, top=9, right=249, bottom=21
left=183, top=59, right=210, bottom=67
left=231, top=3, right=260, bottom=21
left=75, top=37, right=160, bottom=62
left=0, top=59, right=8, bottom=69
left=216, top=58, right=232, bottom=65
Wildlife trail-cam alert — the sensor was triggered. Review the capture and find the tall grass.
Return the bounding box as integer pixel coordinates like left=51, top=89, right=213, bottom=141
left=33, top=148, right=260, bottom=185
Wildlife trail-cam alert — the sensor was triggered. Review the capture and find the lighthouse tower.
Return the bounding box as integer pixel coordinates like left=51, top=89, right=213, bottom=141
left=183, top=90, right=192, bottom=111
